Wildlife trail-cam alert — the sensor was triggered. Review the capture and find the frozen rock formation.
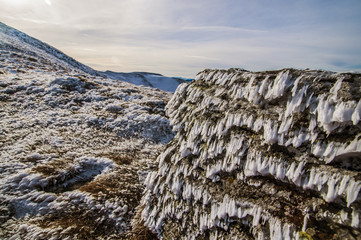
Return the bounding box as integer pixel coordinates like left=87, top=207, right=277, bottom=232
left=141, top=68, right=361, bottom=239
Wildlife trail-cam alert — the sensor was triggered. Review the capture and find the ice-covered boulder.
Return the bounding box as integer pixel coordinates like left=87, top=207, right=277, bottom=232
left=140, top=68, right=361, bottom=239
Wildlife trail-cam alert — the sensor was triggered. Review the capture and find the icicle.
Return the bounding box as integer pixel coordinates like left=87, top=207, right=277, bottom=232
left=252, top=206, right=262, bottom=227
left=302, top=214, right=309, bottom=232
left=269, top=218, right=283, bottom=240
left=330, top=77, right=343, bottom=97
left=265, top=70, right=290, bottom=100
left=316, top=95, right=334, bottom=132
left=332, top=101, right=355, bottom=122
left=337, top=175, right=350, bottom=195
left=306, top=92, right=314, bottom=108
left=340, top=210, right=348, bottom=222
left=285, top=85, right=307, bottom=118
left=278, top=116, right=293, bottom=134
left=258, top=75, right=270, bottom=96
left=311, top=141, right=326, bottom=157
left=346, top=180, right=361, bottom=207
left=303, top=168, right=315, bottom=190
left=352, top=100, right=361, bottom=125
left=286, top=162, right=296, bottom=182
left=263, top=120, right=278, bottom=144
left=351, top=209, right=360, bottom=228
left=253, top=117, right=264, bottom=132
left=326, top=177, right=338, bottom=202
left=291, top=76, right=302, bottom=96
left=276, top=162, right=286, bottom=180
left=282, top=224, right=291, bottom=240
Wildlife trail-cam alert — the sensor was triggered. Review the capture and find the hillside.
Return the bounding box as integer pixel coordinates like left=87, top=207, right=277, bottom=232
left=0, top=22, right=185, bottom=92
left=0, top=22, right=99, bottom=76
left=102, top=71, right=188, bottom=93
left=0, top=23, right=174, bottom=239
left=140, top=68, right=361, bottom=239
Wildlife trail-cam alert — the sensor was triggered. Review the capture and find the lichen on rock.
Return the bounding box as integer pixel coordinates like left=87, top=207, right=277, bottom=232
left=140, top=68, right=361, bottom=239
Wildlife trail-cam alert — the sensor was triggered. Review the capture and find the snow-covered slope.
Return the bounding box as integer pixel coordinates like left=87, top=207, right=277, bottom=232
left=0, top=22, right=188, bottom=92
left=140, top=68, right=361, bottom=239
left=0, top=22, right=98, bottom=76
left=102, top=71, right=189, bottom=92
left=0, top=24, right=175, bottom=239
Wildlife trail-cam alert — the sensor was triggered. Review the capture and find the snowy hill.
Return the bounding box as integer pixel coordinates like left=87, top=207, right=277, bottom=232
left=0, top=22, right=98, bottom=76
left=0, top=23, right=175, bottom=239
left=139, top=68, right=361, bottom=239
left=0, top=22, right=187, bottom=92
left=102, top=71, right=189, bottom=92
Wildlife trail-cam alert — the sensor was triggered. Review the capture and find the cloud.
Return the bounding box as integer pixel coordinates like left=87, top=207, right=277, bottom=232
left=185, top=55, right=220, bottom=61
left=45, top=0, right=51, bottom=6
left=21, top=17, right=48, bottom=24
left=0, top=0, right=361, bottom=77
left=182, top=26, right=267, bottom=33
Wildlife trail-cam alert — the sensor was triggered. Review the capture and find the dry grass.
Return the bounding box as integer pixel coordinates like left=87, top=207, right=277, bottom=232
left=32, top=158, right=71, bottom=176
left=128, top=205, right=158, bottom=240
left=79, top=167, right=143, bottom=208
left=98, top=150, right=137, bottom=165
left=37, top=206, right=119, bottom=239
left=32, top=166, right=148, bottom=239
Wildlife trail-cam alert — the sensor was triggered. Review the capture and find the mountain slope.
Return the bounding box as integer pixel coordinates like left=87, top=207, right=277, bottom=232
left=102, top=71, right=189, bottom=92
left=0, top=24, right=174, bottom=239
left=0, top=22, right=98, bottom=76
left=0, top=22, right=187, bottom=92
left=140, top=68, right=361, bottom=239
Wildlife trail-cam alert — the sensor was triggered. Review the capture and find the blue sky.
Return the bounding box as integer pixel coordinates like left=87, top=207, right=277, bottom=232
left=0, top=0, right=360, bottom=77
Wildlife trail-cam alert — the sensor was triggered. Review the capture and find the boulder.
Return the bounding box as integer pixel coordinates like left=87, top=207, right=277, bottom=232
left=141, top=68, right=361, bottom=239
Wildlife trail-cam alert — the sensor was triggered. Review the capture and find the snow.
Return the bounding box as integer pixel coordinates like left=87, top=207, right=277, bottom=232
left=0, top=22, right=97, bottom=76
left=101, top=71, right=188, bottom=92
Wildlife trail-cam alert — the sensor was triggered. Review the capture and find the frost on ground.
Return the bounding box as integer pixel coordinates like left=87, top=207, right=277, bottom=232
left=0, top=23, right=174, bottom=239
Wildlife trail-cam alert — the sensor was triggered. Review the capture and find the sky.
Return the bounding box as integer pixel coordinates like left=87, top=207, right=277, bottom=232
left=0, top=0, right=361, bottom=78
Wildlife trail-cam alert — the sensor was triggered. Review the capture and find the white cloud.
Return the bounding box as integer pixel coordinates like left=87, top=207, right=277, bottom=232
left=0, top=0, right=361, bottom=77
left=181, top=26, right=267, bottom=34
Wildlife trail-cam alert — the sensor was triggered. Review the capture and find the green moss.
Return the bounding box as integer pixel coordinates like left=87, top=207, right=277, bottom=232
left=299, top=231, right=313, bottom=240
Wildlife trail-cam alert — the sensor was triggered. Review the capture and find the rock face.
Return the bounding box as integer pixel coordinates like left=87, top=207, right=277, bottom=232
left=141, top=68, right=361, bottom=239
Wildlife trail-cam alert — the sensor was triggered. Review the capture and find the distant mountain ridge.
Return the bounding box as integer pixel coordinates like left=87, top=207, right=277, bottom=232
left=102, top=70, right=189, bottom=92
left=0, top=22, right=188, bottom=92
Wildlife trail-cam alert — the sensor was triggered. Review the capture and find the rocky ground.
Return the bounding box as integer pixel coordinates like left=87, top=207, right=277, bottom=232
left=0, top=42, right=174, bottom=239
